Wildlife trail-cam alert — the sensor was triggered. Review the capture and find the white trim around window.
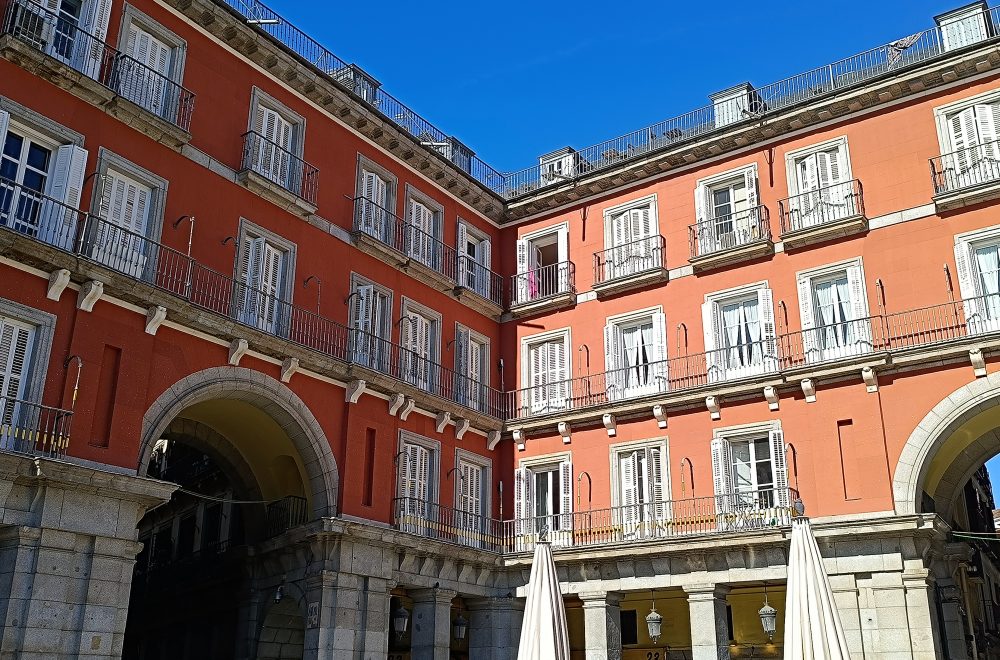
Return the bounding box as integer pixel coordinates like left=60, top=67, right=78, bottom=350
left=397, top=430, right=441, bottom=504
left=118, top=4, right=188, bottom=84
left=602, top=193, right=659, bottom=246
left=933, top=86, right=1000, bottom=154
left=519, top=327, right=572, bottom=389
left=608, top=437, right=670, bottom=509
left=783, top=136, right=853, bottom=197
left=454, top=448, right=492, bottom=518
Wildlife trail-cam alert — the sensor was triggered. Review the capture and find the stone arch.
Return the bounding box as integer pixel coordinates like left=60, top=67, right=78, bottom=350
left=893, top=371, right=1000, bottom=514
left=159, top=418, right=264, bottom=502
left=139, top=366, right=339, bottom=518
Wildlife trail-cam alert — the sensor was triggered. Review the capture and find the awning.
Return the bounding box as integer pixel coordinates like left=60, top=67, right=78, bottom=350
left=517, top=540, right=570, bottom=660
left=784, top=517, right=851, bottom=660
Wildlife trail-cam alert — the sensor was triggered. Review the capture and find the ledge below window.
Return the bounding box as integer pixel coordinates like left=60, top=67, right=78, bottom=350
left=235, top=169, right=318, bottom=217
left=592, top=267, right=669, bottom=298
left=780, top=214, right=868, bottom=251
left=508, top=291, right=576, bottom=319
left=689, top=239, right=774, bottom=273
left=933, top=179, right=1000, bottom=213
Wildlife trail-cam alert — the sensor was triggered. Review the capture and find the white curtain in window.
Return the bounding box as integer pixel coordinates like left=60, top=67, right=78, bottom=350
left=815, top=280, right=835, bottom=347
left=743, top=300, right=761, bottom=366
left=639, top=322, right=653, bottom=384
left=976, top=245, right=1000, bottom=320
left=722, top=303, right=742, bottom=368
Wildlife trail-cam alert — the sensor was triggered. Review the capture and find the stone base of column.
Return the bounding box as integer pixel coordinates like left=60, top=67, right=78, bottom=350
left=467, top=596, right=525, bottom=660
left=684, top=584, right=731, bottom=660
left=580, top=591, right=622, bottom=660
left=410, top=587, right=457, bottom=660
left=0, top=453, right=175, bottom=659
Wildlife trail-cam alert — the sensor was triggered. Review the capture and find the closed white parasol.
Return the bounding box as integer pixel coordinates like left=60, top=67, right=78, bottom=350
left=517, top=540, right=570, bottom=660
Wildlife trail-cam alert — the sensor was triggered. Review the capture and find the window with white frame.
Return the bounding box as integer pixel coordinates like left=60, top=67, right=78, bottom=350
left=935, top=92, right=1000, bottom=192
left=246, top=89, right=304, bottom=192
left=0, top=111, right=87, bottom=250
left=0, top=315, right=34, bottom=433
left=604, top=309, right=667, bottom=401
left=601, top=196, right=660, bottom=280
left=235, top=224, right=293, bottom=336
left=117, top=6, right=187, bottom=120
left=694, top=165, right=761, bottom=254
left=455, top=449, right=491, bottom=548
left=784, top=139, right=857, bottom=229
left=397, top=432, right=439, bottom=531
left=400, top=299, right=440, bottom=392
left=10, top=0, right=112, bottom=78
left=702, top=284, right=776, bottom=382
left=797, top=260, right=872, bottom=363
left=936, top=2, right=991, bottom=52
left=0, top=301, right=55, bottom=453
left=454, top=324, right=488, bottom=412
left=348, top=273, right=391, bottom=370
left=355, top=156, right=396, bottom=240
left=521, top=330, right=570, bottom=414
left=611, top=439, right=667, bottom=538
left=514, top=224, right=570, bottom=304
left=955, top=225, right=1000, bottom=333
left=514, top=454, right=572, bottom=546
left=711, top=425, right=789, bottom=525
left=457, top=220, right=492, bottom=298
left=403, top=186, right=443, bottom=269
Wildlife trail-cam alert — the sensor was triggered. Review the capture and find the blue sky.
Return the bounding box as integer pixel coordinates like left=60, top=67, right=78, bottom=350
left=262, top=0, right=965, bottom=172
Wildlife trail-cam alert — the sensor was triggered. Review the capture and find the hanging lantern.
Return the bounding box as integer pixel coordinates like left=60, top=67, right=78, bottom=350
left=452, top=613, right=468, bottom=641
left=758, top=596, right=778, bottom=641
left=646, top=603, right=664, bottom=644
left=392, top=604, right=410, bottom=636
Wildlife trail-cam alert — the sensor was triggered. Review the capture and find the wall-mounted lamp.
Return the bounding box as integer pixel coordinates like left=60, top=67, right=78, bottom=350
left=777, top=301, right=788, bottom=334
left=172, top=215, right=195, bottom=257
left=676, top=323, right=688, bottom=356
left=452, top=613, right=468, bottom=641
left=576, top=471, right=592, bottom=510
left=274, top=585, right=284, bottom=604
left=680, top=457, right=694, bottom=497
left=63, top=355, right=83, bottom=411
left=943, top=263, right=955, bottom=302
left=221, top=236, right=236, bottom=246
left=392, top=603, right=410, bottom=637
left=303, top=275, right=322, bottom=314
left=646, top=590, right=664, bottom=644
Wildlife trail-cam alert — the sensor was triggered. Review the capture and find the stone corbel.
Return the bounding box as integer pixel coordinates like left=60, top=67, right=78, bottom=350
left=435, top=411, right=451, bottom=433
left=513, top=429, right=526, bottom=451
left=399, top=397, right=416, bottom=421
left=558, top=421, right=571, bottom=444
left=46, top=268, right=71, bottom=301
left=76, top=280, right=103, bottom=312
left=652, top=404, right=667, bottom=429
left=280, top=357, right=299, bottom=383
left=228, top=338, right=249, bottom=366
left=487, top=430, right=501, bottom=451
left=970, top=348, right=987, bottom=378
left=801, top=378, right=817, bottom=403
left=388, top=393, right=406, bottom=416
left=862, top=366, right=878, bottom=392
left=454, top=418, right=470, bottom=440
left=763, top=385, right=779, bottom=411
left=145, top=306, right=167, bottom=335
left=602, top=413, right=617, bottom=437
left=706, top=395, right=721, bottom=420
left=345, top=379, right=366, bottom=403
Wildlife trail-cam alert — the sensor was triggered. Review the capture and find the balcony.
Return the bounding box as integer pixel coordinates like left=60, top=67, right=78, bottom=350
left=392, top=488, right=796, bottom=555
left=688, top=206, right=773, bottom=272
left=351, top=196, right=459, bottom=292
left=0, top=0, right=195, bottom=145
left=778, top=180, right=867, bottom=249
left=237, top=131, right=319, bottom=216
left=455, top=256, right=504, bottom=319
left=592, top=235, right=668, bottom=297
left=509, top=261, right=576, bottom=317
left=264, top=495, right=309, bottom=538
left=930, top=141, right=1000, bottom=212
left=0, top=396, right=73, bottom=458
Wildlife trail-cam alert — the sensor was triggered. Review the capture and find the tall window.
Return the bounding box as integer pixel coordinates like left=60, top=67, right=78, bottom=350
left=397, top=434, right=438, bottom=532
left=236, top=233, right=289, bottom=335
left=602, top=198, right=659, bottom=281
left=694, top=166, right=761, bottom=254
left=119, top=25, right=173, bottom=117
left=349, top=276, right=391, bottom=370
left=604, top=311, right=667, bottom=400
left=613, top=443, right=666, bottom=537
left=786, top=140, right=855, bottom=228
left=955, top=229, right=1000, bottom=333
left=711, top=428, right=789, bottom=525
left=524, top=333, right=569, bottom=413
left=514, top=226, right=570, bottom=304
left=514, top=458, right=572, bottom=546
left=942, top=101, right=1000, bottom=191
left=703, top=287, right=776, bottom=382
left=402, top=187, right=443, bottom=270
left=457, top=221, right=492, bottom=298
left=0, top=316, right=34, bottom=445
left=358, top=168, right=391, bottom=239
left=89, top=169, right=152, bottom=278
left=455, top=325, right=488, bottom=412
left=455, top=452, right=490, bottom=548
left=797, top=261, right=871, bottom=363
left=401, top=303, right=439, bottom=392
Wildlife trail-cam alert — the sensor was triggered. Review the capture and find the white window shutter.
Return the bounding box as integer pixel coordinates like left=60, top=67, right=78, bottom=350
left=646, top=446, right=665, bottom=519
left=529, top=342, right=546, bottom=411
left=78, top=0, right=112, bottom=76
left=797, top=275, right=817, bottom=360
left=949, top=107, right=977, bottom=171
left=846, top=265, right=868, bottom=321
left=559, top=459, right=573, bottom=530
left=694, top=184, right=707, bottom=223
left=620, top=451, right=639, bottom=525
left=743, top=165, right=759, bottom=209
left=604, top=322, right=624, bottom=400
left=976, top=104, right=1000, bottom=158
left=549, top=338, right=568, bottom=408
left=352, top=284, right=373, bottom=331
left=514, top=466, right=530, bottom=536
left=769, top=428, right=790, bottom=507
left=0, top=318, right=34, bottom=407
left=798, top=153, right=819, bottom=193
left=702, top=300, right=721, bottom=380
left=955, top=239, right=984, bottom=327
left=455, top=326, right=470, bottom=402
left=0, top=111, right=9, bottom=153
left=457, top=222, right=468, bottom=254
left=515, top=239, right=530, bottom=274
left=711, top=437, right=734, bottom=514
left=47, top=145, right=88, bottom=211
left=758, top=288, right=777, bottom=366
left=557, top=227, right=569, bottom=264
left=650, top=312, right=669, bottom=392
left=416, top=445, right=430, bottom=503
left=481, top=238, right=492, bottom=270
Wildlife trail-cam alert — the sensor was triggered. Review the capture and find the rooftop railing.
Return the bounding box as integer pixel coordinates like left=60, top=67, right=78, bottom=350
left=779, top=180, right=865, bottom=234
left=593, top=235, right=666, bottom=286
left=930, top=140, right=1000, bottom=195
left=1, top=0, right=196, bottom=131
left=688, top=206, right=771, bottom=259
left=351, top=196, right=458, bottom=281
left=241, top=131, right=319, bottom=205
left=0, top=396, right=73, bottom=458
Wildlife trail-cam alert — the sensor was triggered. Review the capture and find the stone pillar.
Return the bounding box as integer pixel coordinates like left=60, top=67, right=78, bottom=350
left=580, top=590, right=622, bottom=660
left=355, top=576, right=393, bottom=660
left=467, top=596, right=525, bottom=660
left=410, top=588, right=456, bottom=660
left=0, top=454, right=175, bottom=659
left=684, top=584, right=731, bottom=660
left=902, top=568, right=941, bottom=660
left=303, top=570, right=362, bottom=658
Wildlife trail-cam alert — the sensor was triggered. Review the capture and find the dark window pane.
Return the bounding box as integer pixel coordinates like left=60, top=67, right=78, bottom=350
left=3, top=134, right=23, bottom=159
left=620, top=610, right=638, bottom=645
left=26, top=143, right=50, bottom=171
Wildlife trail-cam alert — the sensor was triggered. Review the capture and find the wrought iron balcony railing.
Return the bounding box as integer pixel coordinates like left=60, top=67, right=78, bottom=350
left=0, top=396, right=73, bottom=458
left=778, top=180, right=865, bottom=234
left=930, top=140, right=1000, bottom=195
left=1, top=0, right=196, bottom=131
left=240, top=131, right=319, bottom=205
left=688, top=206, right=771, bottom=259
left=0, top=175, right=86, bottom=250
left=593, top=235, right=666, bottom=285
left=264, top=495, right=309, bottom=538
left=457, top=256, right=504, bottom=308
left=352, top=196, right=458, bottom=282
left=510, top=261, right=576, bottom=308
left=392, top=497, right=505, bottom=553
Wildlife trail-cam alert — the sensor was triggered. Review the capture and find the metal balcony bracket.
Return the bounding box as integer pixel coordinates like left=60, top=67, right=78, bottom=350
left=280, top=357, right=300, bottom=383
left=46, top=269, right=71, bottom=301
left=706, top=396, right=721, bottom=421
left=399, top=397, right=416, bottom=421
left=513, top=429, right=526, bottom=451
left=970, top=348, right=987, bottom=378
left=345, top=379, right=367, bottom=404
left=487, top=430, right=502, bottom=451
left=862, top=366, right=879, bottom=393
left=228, top=338, right=249, bottom=366
left=764, top=385, right=779, bottom=411
left=558, top=421, right=572, bottom=444
left=145, top=306, right=168, bottom=336
left=435, top=411, right=452, bottom=433
left=652, top=404, right=668, bottom=429
left=76, top=280, right=104, bottom=312
left=388, top=393, right=406, bottom=416
left=454, top=417, right=470, bottom=440
left=801, top=378, right=817, bottom=403
left=602, top=413, right=617, bottom=438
